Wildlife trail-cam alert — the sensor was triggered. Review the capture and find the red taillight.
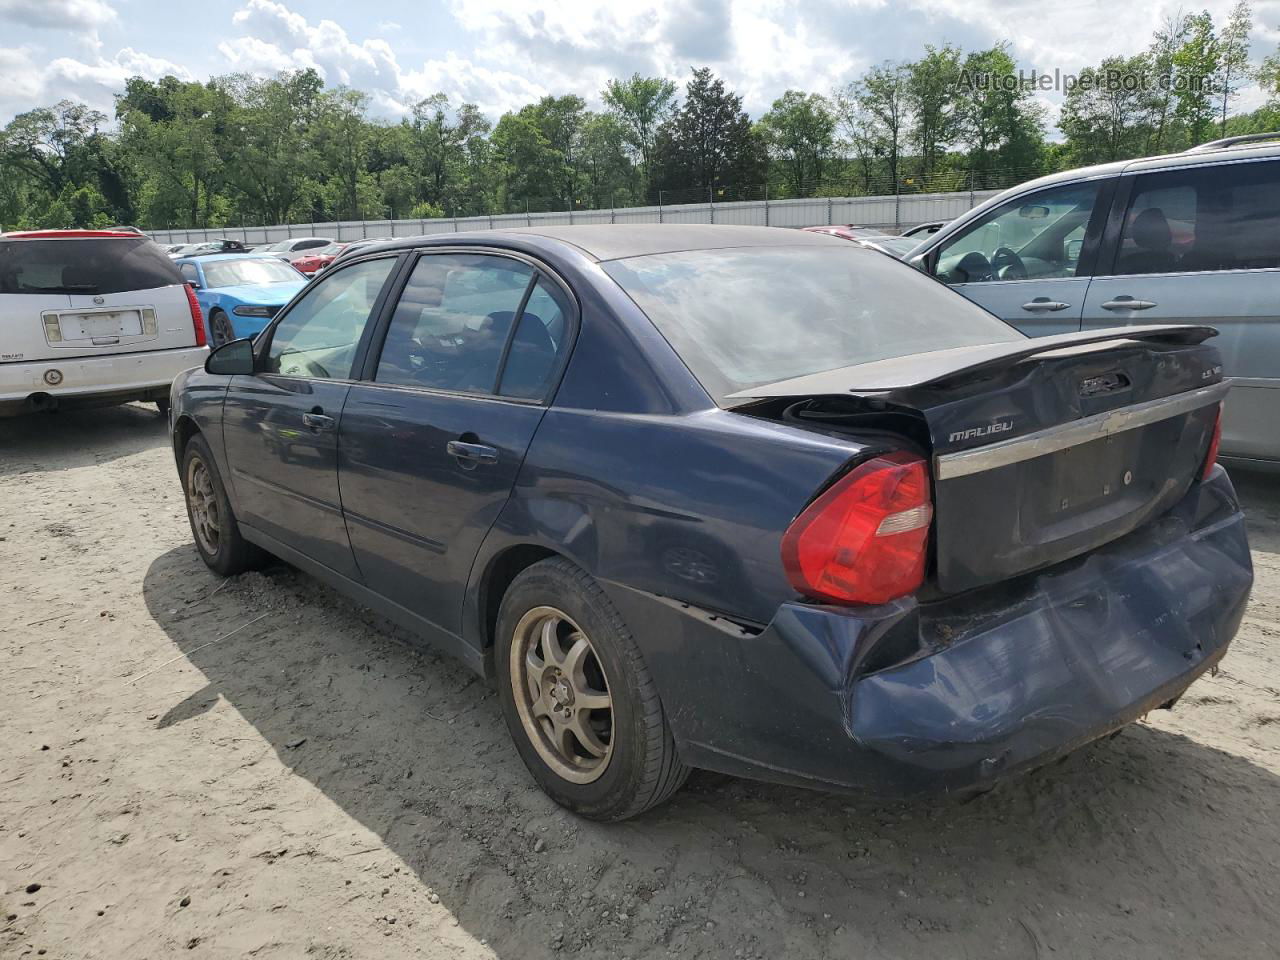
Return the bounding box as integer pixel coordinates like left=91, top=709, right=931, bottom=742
left=1202, top=403, right=1223, bottom=480
left=185, top=284, right=207, bottom=347
left=781, top=452, right=933, bottom=606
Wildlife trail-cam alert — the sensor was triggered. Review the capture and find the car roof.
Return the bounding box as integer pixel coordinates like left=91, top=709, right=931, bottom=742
left=362, top=224, right=845, bottom=263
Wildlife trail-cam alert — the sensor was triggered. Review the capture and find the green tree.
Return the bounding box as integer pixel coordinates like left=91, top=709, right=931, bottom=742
left=1059, top=55, right=1153, bottom=164
left=1215, top=1, right=1253, bottom=135
left=1173, top=12, right=1220, bottom=145
left=656, top=68, right=761, bottom=199
left=956, top=46, right=1046, bottom=183
left=848, top=64, right=909, bottom=192
left=906, top=45, right=963, bottom=182
left=758, top=90, right=836, bottom=196
left=602, top=74, right=677, bottom=196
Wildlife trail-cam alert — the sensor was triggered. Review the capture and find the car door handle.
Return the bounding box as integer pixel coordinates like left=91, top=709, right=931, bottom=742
left=302, top=412, right=335, bottom=432
left=1021, top=299, right=1071, bottom=312
left=446, top=440, right=499, bottom=465
left=1101, top=297, right=1158, bottom=311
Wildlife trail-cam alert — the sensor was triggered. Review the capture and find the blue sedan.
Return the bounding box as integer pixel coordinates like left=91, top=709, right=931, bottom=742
left=174, top=254, right=307, bottom=345
left=168, top=226, right=1250, bottom=820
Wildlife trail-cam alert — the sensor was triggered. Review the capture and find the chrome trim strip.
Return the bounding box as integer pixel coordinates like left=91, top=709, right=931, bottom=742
left=934, top=381, right=1230, bottom=480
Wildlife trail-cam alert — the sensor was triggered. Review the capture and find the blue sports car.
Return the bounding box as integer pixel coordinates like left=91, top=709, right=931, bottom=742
left=174, top=253, right=307, bottom=345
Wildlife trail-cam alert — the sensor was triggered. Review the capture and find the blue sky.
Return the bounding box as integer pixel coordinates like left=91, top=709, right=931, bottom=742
left=1, top=0, right=1277, bottom=127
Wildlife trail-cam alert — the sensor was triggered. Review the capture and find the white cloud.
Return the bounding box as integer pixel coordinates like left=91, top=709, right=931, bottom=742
left=0, top=46, right=190, bottom=121
left=0, top=0, right=116, bottom=30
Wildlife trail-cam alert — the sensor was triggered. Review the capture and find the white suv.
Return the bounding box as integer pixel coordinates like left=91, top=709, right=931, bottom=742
left=1, top=229, right=209, bottom=416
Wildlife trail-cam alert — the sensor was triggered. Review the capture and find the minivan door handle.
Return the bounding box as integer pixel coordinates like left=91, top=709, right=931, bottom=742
left=302, top=411, right=335, bottom=432
left=446, top=440, right=499, bottom=465
left=1101, top=297, right=1158, bottom=311
left=1021, top=298, right=1071, bottom=312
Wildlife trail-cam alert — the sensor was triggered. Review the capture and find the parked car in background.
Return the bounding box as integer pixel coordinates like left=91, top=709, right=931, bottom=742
left=1, top=229, right=207, bottom=415
left=901, top=219, right=947, bottom=239
left=329, top=236, right=395, bottom=266
left=290, top=241, right=347, bottom=275
left=259, top=236, right=335, bottom=261
left=907, top=133, right=1280, bottom=470
left=170, top=224, right=1250, bottom=821
left=175, top=254, right=307, bottom=346
left=801, top=225, right=919, bottom=258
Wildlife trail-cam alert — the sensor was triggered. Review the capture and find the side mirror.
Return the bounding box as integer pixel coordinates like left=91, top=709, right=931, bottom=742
left=1065, top=238, right=1083, bottom=262
left=205, top=337, right=256, bottom=376
left=187, top=280, right=201, bottom=290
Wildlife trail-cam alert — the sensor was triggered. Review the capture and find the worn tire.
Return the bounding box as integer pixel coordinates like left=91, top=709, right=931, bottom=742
left=496, top=557, right=689, bottom=821
left=209, top=309, right=235, bottom=347
left=180, top=433, right=265, bottom=576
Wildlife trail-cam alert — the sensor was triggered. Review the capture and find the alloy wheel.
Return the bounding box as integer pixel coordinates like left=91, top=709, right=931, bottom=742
left=186, top=456, right=221, bottom=556
left=211, top=312, right=236, bottom=346
left=509, top=606, right=614, bottom=784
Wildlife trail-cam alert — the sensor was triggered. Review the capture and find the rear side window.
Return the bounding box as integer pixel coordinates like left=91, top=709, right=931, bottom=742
left=604, top=245, right=1021, bottom=402
left=374, top=253, right=536, bottom=394
left=0, top=237, right=183, bottom=295
left=1115, top=159, right=1280, bottom=275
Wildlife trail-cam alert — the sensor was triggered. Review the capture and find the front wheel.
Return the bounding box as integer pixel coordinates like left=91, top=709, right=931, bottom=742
left=181, top=434, right=265, bottom=576
left=496, top=558, right=689, bottom=820
left=208, top=309, right=236, bottom=347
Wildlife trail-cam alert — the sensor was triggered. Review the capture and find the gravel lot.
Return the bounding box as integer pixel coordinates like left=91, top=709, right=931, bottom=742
left=2, top=403, right=1278, bottom=960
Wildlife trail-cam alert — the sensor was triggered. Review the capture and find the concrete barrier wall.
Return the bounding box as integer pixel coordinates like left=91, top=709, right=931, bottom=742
left=147, top=189, right=1002, bottom=245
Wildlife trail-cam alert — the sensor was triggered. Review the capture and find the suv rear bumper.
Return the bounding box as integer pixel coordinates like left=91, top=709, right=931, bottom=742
left=0, top=346, right=208, bottom=414
left=604, top=467, right=1253, bottom=795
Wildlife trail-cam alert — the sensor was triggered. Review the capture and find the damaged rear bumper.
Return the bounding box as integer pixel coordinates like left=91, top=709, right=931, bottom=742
left=608, top=468, right=1253, bottom=794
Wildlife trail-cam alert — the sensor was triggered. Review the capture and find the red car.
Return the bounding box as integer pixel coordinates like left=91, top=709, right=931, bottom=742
left=289, top=242, right=347, bottom=275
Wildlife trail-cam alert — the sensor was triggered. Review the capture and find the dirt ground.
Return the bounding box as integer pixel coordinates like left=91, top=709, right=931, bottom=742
left=1, top=403, right=1278, bottom=960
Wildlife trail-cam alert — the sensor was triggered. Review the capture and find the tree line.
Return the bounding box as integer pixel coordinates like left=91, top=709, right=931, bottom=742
left=1, top=1, right=1275, bottom=231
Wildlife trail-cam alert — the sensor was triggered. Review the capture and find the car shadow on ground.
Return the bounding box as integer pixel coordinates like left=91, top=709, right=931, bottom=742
left=0, top=403, right=169, bottom=476
left=140, top=538, right=1280, bottom=960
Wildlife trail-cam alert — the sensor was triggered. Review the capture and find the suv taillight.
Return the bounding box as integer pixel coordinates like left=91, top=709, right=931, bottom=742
left=1202, top=403, right=1223, bottom=480
left=184, top=284, right=206, bottom=347
left=781, top=452, right=933, bottom=606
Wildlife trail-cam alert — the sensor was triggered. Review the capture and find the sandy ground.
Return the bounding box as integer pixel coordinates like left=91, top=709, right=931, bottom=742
left=1, top=403, right=1278, bottom=960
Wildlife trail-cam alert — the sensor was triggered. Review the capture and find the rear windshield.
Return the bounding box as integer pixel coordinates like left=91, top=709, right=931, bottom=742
left=602, top=245, right=1022, bottom=402
left=203, top=258, right=303, bottom=288
left=0, top=237, right=183, bottom=295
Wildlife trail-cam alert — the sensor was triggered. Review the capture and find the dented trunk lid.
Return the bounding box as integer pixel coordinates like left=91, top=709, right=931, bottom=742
left=730, top=325, right=1227, bottom=594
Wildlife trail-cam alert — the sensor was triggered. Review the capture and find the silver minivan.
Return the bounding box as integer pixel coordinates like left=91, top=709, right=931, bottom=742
left=907, top=134, right=1280, bottom=470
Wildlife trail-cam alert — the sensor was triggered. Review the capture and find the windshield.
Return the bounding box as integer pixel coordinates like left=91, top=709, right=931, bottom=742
left=0, top=237, right=182, bottom=294
left=203, top=258, right=303, bottom=288
left=603, top=245, right=1021, bottom=403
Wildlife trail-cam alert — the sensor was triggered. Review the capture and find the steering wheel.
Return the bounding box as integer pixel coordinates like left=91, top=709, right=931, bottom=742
left=991, top=246, right=1028, bottom=280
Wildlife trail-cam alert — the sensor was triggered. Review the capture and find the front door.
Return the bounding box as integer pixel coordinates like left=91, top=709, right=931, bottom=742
left=923, top=178, right=1110, bottom=337
left=1082, top=158, right=1280, bottom=463
left=338, top=252, right=572, bottom=636
left=221, top=255, right=400, bottom=578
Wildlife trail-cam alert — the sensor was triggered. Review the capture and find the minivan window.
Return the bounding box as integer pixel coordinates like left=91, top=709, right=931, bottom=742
left=0, top=237, right=183, bottom=295
left=604, top=245, right=1021, bottom=402
left=375, top=254, right=535, bottom=394
left=933, top=181, right=1101, bottom=284
left=1114, top=159, right=1280, bottom=275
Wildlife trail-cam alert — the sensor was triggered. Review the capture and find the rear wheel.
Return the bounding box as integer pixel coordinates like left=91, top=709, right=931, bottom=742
left=181, top=434, right=264, bottom=576
left=496, top=558, right=689, bottom=820
left=209, top=309, right=236, bottom=347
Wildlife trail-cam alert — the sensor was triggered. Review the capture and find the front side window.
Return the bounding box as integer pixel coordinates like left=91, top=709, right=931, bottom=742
left=604, top=245, right=1021, bottom=402
left=264, top=257, right=396, bottom=379
left=374, top=254, right=536, bottom=394
left=1114, top=159, right=1280, bottom=275
left=934, top=180, right=1102, bottom=284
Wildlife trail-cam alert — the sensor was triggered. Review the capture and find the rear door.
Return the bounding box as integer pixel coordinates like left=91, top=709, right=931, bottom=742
left=338, top=251, right=573, bottom=636
left=1082, top=156, right=1280, bottom=462
left=220, top=254, right=401, bottom=579
left=923, top=178, right=1112, bottom=336
left=0, top=235, right=195, bottom=363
